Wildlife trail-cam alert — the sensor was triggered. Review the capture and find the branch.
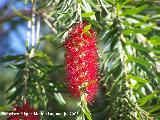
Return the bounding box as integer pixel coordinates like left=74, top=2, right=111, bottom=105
left=0, top=10, right=32, bottom=23
left=0, top=4, right=54, bottom=23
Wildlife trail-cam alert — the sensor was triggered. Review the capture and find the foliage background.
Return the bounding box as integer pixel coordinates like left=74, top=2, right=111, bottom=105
left=0, top=0, right=160, bottom=120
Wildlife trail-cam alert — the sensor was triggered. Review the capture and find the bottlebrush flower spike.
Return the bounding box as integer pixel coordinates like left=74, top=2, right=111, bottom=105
left=64, top=22, right=99, bottom=102
left=8, top=100, right=39, bottom=120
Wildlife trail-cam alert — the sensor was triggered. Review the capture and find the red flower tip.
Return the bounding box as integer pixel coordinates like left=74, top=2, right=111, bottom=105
left=64, top=22, right=99, bottom=102
left=8, top=100, right=39, bottom=120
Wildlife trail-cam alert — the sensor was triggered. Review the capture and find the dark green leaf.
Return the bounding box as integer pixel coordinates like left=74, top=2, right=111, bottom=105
left=7, top=85, right=23, bottom=103
left=125, top=40, right=150, bottom=52
left=0, top=55, right=25, bottom=63
left=127, top=55, right=152, bottom=67
left=86, top=18, right=102, bottom=29
left=6, top=70, right=23, bottom=92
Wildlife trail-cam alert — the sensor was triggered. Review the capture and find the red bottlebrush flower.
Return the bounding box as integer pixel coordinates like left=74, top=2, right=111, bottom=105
left=64, top=22, right=99, bottom=102
left=8, top=100, right=39, bottom=120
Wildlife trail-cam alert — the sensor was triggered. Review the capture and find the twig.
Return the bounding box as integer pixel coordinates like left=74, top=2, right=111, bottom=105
left=0, top=3, right=54, bottom=23
left=31, top=0, right=36, bottom=48
left=43, top=17, right=57, bottom=33
left=0, top=10, right=31, bottom=23
left=36, top=16, right=41, bottom=44
left=77, top=1, right=82, bottom=23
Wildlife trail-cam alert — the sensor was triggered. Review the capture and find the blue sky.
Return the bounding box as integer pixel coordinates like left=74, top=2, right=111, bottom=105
left=0, top=0, right=31, bottom=56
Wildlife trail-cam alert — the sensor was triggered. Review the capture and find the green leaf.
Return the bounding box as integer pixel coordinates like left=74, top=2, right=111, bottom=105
left=155, top=116, right=160, bottom=120
left=99, top=0, right=108, bottom=13
left=13, top=8, right=30, bottom=20
left=110, top=73, right=123, bottom=94
left=132, top=83, right=145, bottom=90
left=54, top=92, right=66, bottom=105
left=0, top=105, right=11, bottom=111
left=149, top=105, right=160, bottom=113
left=122, top=28, right=149, bottom=35
left=77, top=0, right=82, bottom=3
left=122, top=29, right=133, bottom=35
left=6, top=70, right=23, bottom=92
left=121, top=5, right=148, bottom=16
left=127, top=75, right=149, bottom=84
left=83, top=24, right=91, bottom=33
left=86, top=0, right=101, bottom=11
left=0, top=55, right=25, bottom=63
left=81, top=0, right=92, bottom=12
left=105, top=0, right=115, bottom=4
left=151, top=49, right=160, bottom=54
left=125, top=40, right=150, bottom=52
left=86, top=18, right=102, bottom=29
left=132, top=28, right=150, bottom=34
left=138, top=90, right=158, bottom=106
left=80, top=94, right=92, bottom=120
left=82, top=102, right=92, bottom=120
left=148, top=36, right=160, bottom=45
left=7, top=85, right=23, bottom=103
left=82, top=12, right=95, bottom=17
left=127, top=55, right=152, bottom=67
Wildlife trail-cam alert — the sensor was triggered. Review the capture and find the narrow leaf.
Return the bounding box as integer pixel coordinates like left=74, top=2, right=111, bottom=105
left=122, top=29, right=133, bottom=35
left=125, top=40, right=150, bottom=52
left=127, top=74, right=149, bottom=84
left=148, top=36, right=160, bottom=45
left=82, top=102, right=92, bottom=120
left=127, top=55, right=152, bottom=67
left=0, top=55, right=25, bottom=63
left=149, top=105, right=160, bottom=113
left=121, top=5, right=148, bottom=16
left=86, top=0, right=101, bottom=11
left=82, top=12, right=95, bottom=17
left=83, top=24, right=91, bottom=33
left=122, top=29, right=149, bottom=35
left=77, top=0, right=82, bottom=3
left=86, top=18, right=102, bottom=29
left=138, top=90, right=158, bottom=106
